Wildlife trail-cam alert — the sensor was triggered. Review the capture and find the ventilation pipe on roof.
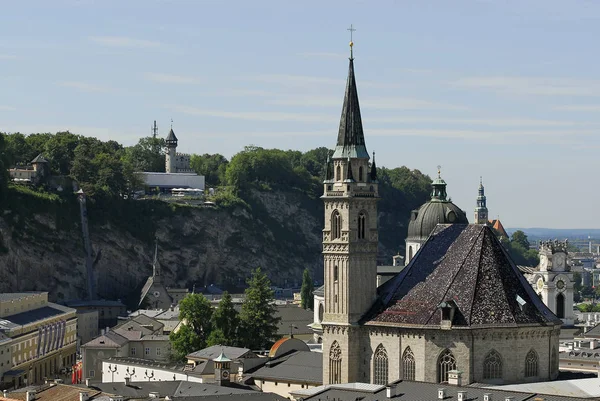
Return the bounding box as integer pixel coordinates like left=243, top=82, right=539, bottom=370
left=438, top=389, right=446, bottom=399
left=457, top=391, right=467, bottom=401
left=124, top=377, right=131, bottom=386
left=148, top=392, right=160, bottom=399
left=505, top=397, right=514, bottom=401
left=26, top=391, right=36, bottom=401
left=79, top=391, right=89, bottom=401
left=386, top=385, right=396, bottom=398
left=483, top=393, right=492, bottom=401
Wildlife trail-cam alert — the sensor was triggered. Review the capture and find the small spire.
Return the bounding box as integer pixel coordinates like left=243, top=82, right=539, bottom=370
left=324, top=152, right=333, bottom=182
left=345, top=157, right=355, bottom=182
left=370, top=151, right=377, bottom=181
left=152, top=237, right=159, bottom=277
left=347, top=24, right=356, bottom=60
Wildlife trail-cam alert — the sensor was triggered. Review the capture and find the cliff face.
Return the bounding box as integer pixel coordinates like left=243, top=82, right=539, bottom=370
left=0, top=189, right=325, bottom=306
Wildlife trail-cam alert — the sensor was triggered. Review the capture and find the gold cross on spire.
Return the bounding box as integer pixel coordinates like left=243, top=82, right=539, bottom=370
left=347, top=24, right=356, bottom=58
left=437, top=165, right=442, bottom=178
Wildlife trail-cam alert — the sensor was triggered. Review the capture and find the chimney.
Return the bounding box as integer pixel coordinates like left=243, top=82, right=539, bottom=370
left=85, top=378, right=90, bottom=387
left=447, top=370, right=462, bottom=386
left=125, top=377, right=131, bottom=386
left=386, top=385, right=396, bottom=398
left=483, top=393, right=492, bottom=401
left=26, top=391, right=35, bottom=401
left=438, top=388, right=446, bottom=399
left=148, top=392, right=160, bottom=399
left=457, top=391, right=467, bottom=401
left=79, top=392, right=89, bottom=401
left=505, top=397, right=514, bottom=401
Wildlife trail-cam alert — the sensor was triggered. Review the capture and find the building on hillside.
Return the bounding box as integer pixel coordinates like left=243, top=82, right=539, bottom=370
left=8, top=154, right=50, bottom=185
left=76, top=310, right=98, bottom=348
left=521, top=240, right=575, bottom=327
left=81, top=318, right=170, bottom=384
left=404, top=170, right=469, bottom=265
left=319, top=42, right=561, bottom=387
left=137, top=125, right=205, bottom=193
left=186, top=345, right=265, bottom=382
left=64, top=299, right=126, bottom=330
left=139, top=241, right=189, bottom=310
left=249, top=337, right=322, bottom=399
left=0, top=292, right=77, bottom=388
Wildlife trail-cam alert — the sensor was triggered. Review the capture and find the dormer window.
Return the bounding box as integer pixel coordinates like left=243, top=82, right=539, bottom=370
left=438, top=301, right=457, bottom=329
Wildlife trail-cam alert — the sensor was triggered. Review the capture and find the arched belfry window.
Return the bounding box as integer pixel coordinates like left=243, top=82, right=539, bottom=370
left=358, top=212, right=367, bottom=240
left=483, top=349, right=503, bottom=380
left=358, top=166, right=364, bottom=181
left=556, top=292, right=565, bottom=318
left=331, top=210, right=341, bottom=240
left=329, top=341, right=342, bottom=384
left=335, top=165, right=341, bottom=181
left=437, top=349, right=457, bottom=383
left=525, top=349, right=538, bottom=377
left=402, top=347, right=415, bottom=381
left=373, top=344, right=388, bottom=385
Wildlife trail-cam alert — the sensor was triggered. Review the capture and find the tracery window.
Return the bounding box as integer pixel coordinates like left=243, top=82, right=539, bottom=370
left=331, top=210, right=341, bottom=240
left=359, top=166, right=364, bottom=181
left=525, top=349, right=538, bottom=377
left=373, top=344, right=388, bottom=385
left=402, top=346, right=415, bottom=381
left=483, top=349, right=503, bottom=380
left=329, top=341, right=342, bottom=384
left=358, top=212, right=366, bottom=239
left=437, top=349, right=457, bottom=383
left=336, top=165, right=341, bottom=181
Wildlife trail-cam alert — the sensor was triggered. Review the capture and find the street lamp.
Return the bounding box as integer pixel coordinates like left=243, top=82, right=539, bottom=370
left=107, top=364, right=118, bottom=382
left=289, top=325, right=298, bottom=338
left=144, top=369, right=154, bottom=382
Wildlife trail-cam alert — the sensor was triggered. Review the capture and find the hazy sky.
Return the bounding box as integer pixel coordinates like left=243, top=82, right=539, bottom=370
left=1, top=0, right=598, bottom=229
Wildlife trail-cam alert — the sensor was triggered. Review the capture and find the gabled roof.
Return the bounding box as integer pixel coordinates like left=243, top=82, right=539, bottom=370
left=30, top=153, right=49, bottom=164
left=332, top=57, right=369, bottom=159
left=583, top=323, right=600, bottom=338
left=490, top=218, right=509, bottom=238
left=250, top=350, right=322, bottom=384
left=365, top=224, right=562, bottom=328
left=187, top=345, right=253, bottom=361
left=82, top=330, right=129, bottom=348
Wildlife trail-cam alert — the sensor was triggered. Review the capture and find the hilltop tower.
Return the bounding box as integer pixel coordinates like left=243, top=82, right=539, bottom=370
left=474, top=177, right=488, bottom=224
left=165, top=127, right=178, bottom=173
left=534, top=240, right=575, bottom=326
left=321, top=39, right=379, bottom=384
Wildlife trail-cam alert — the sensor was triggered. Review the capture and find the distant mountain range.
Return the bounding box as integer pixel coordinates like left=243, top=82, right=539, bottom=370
left=507, top=228, right=600, bottom=240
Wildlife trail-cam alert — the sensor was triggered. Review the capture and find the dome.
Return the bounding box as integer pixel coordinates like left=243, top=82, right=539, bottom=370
left=407, top=171, right=469, bottom=241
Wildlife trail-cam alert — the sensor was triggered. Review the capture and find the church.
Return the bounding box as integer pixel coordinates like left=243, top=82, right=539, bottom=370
left=319, top=42, right=562, bottom=386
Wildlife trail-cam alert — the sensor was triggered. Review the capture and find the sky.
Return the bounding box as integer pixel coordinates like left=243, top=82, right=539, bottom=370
left=1, top=0, right=598, bottom=229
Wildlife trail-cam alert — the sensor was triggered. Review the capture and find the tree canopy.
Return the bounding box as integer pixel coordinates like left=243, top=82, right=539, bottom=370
left=169, top=293, right=213, bottom=360
left=190, top=153, right=228, bottom=186
left=300, top=268, right=314, bottom=310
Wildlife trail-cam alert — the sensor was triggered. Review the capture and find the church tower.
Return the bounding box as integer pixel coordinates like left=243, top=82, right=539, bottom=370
left=165, top=127, right=178, bottom=173
left=535, top=240, right=575, bottom=326
left=474, top=177, right=488, bottom=224
left=322, top=38, right=379, bottom=384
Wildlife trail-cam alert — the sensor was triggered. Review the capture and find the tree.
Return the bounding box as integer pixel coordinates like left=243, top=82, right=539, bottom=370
left=189, top=153, right=228, bottom=186
left=300, top=268, right=314, bottom=310
left=238, top=268, right=281, bottom=350
left=510, top=230, right=530, bottom=251
left=209, top=291, right=239, bottom=346
left=169, top=293, right=213, bottom=360
left=123, top=136, right=166, bottom=173
left=44, top=131, right=80, bottom=175
left=0, top=133, right=9, bottom=206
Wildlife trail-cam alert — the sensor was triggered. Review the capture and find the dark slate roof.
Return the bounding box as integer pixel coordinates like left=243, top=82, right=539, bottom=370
left=81, top=330, right=129, bottom=348
left=187, top=345, right=253, bottom=361
left=365, top=224, right=562, bottom=328
left=166, top=128, right=178, bottom=142
left=250, top=350, right=322, bottom=384
left=31, top=153, right=49, bottom=163
left=79, top=380, right=255, bottom=398
left=275, top=305, right=314, bottom=336
left=332, top=57, right=369, bottom=159
left=584, top=323, right=600, bottom=338
left=314, top=285, right=324, bottom=297
left=296, top=380, right=595, bottom=401
left=173, top=394, right=287, bottom=401
left=0, top=304, right=74, bottom=330
left=0, top=292, right=45, bottom=301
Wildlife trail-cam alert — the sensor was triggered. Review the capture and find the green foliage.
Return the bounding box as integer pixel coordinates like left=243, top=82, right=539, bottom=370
left=0, top=133, right=9, bottom=206
left=170, top=293, right=214, bottom=360
left=511, top=230, right=530, bottom=250
left=207, top=186, right=249, bottom=210
left=499, top=230, right=539, bottom=266
left=190, top=153, right=228, bottom=186
left=577, top=303, right=600, bottom=312
left=169, top=323, right=204, bottom=361
left=123, top=136, right=165, bottom=173
left=238, top=268, right=281, bottom=350
left=210, top=291, right=239, bottom=346
left=300, top=268, right=314, bottom=310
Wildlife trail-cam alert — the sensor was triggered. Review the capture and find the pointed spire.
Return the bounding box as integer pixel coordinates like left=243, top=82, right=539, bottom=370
left=324, top=153, right=333, bottom=182
left=431, top=166, right=448, bottom=201
left=344, top=157, right=355, bottom=182
left=370, top=151, right=378, bottom=182
left=332, top=43, right=369, bottom=160
left=152, top=237, right=159, bottom=277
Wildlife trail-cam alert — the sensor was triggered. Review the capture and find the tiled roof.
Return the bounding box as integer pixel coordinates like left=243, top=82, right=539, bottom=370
left=583, top=323, right=600, bottom=338
left=365, top=224, right=562, bottom=327
left=0, top=304, right=74, bottom=330
left=187, top=345, right=253, bottom=361
left=250, top=350, right=322, bottom=384
left=81, top=330, right=128, bottom=348
left=30, top=154, right=49, bottom=164
left=313, top=285, right=324, bottom=297
left=173, top=394, right=287, bottom=401
left=81, top=380, right=254, bottom=398
left=275, top=305, right=314, bottom=335
left=7, top=384, right=104, bottom=401
left=0, top=292, right=45, bottom=301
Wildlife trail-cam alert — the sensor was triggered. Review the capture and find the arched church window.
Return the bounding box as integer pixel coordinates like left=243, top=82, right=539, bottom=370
left=329, top=341, right=342, bottom=384
left=359, top=166, right=364, bottom=181
left=318, top=303, right=324, bottom=323
left=331, top=210, right=341, bottom=240
left=556, top=293, right=565, bottom=318
left=373, top=344, right=388, bottom=385
left=333, top=265, right=339, bottom=282
left=358, top=212, right=366, bottom=240
left=483, top=349, right=503, bottom=380
left=336, top=165, right=341, bottom=181
left=409, top=246, right=413, bottom=261
left=402, top=346, right=415, bottom=381
left=524, top=349, right=538, bottom=377
left=437, top=349, right=457, bottom=383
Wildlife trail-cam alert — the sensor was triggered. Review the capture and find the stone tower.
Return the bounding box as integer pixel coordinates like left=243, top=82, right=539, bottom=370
left=535, top=240, right=575, bottom=326
left=474, top=177, right=488, bottom=224
left=165, top=128, right=178, bottom=173
left=322, top=42, right=379, bottom=384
